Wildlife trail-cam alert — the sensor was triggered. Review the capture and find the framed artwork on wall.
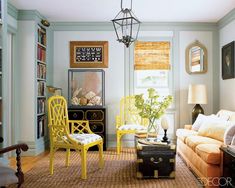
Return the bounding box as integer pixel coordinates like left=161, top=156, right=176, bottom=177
left=222, top=41, right=235, bottom=80
left=70, top=41, right=108, bottom=68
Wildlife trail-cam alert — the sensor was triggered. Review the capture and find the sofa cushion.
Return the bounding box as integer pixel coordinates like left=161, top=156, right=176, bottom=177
left=176, top=129, right=198, bottom=143
left=195, top=144, right=221, bottom=165
left=0, top=165, right=18, bottom=186
left=185, top=135, right=222, bottom=151
left=198, top=121, right=232, bottom=142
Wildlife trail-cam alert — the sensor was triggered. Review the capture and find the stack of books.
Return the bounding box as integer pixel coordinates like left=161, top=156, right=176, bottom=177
left=135, top=130, right=158, bottom=138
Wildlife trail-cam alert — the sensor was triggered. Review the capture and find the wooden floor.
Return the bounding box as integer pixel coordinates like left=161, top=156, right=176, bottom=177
left=9, top=151, right=49, bottom=173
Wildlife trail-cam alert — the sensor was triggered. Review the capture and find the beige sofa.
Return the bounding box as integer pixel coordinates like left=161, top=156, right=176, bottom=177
left=176, top=110, right=235, bottom=187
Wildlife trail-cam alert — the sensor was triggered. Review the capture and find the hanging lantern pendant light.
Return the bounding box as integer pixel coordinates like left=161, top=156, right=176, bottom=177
left=111, top=0, right=141, bottom=48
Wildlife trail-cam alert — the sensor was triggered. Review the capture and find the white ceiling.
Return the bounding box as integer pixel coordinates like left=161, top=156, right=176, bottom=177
left=9, top=0, right=235, bottom=22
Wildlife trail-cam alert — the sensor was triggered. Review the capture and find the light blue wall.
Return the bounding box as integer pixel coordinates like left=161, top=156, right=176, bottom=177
left=5, top=3, right=235, bottom=150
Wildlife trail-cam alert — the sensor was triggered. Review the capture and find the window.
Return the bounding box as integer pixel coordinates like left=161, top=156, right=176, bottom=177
left=134, top=41, right=172, bottom=97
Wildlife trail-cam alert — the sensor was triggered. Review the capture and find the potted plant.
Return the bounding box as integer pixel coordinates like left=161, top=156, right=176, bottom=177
left=134, top=88, right=173, bottom=141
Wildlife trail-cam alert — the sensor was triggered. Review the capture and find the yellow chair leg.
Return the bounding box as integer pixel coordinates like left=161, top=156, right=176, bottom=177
left=81, top=147, right=87, bottom=179
left=66, top=149, right=70, bottom=167
left=117, top=133, right=121, bottom=155
left=98, top=142, right=104, bottom=168
left=49, top=148, right=55, bottom=175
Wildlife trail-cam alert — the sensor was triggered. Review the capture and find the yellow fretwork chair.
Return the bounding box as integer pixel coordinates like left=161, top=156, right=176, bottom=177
left=48, top=96, right=104, bottom=179
left=116, top=96, right=148, bottom=154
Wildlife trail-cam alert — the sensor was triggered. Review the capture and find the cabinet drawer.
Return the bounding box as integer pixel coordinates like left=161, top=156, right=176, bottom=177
left=89, top=122, right=104, bottom=133
left=68, top=110, right=84, bottom=120
left=86, top=110, right=104, bottom=121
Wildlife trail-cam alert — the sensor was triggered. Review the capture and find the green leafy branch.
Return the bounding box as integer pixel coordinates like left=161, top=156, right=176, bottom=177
left=135, top=88, right=173, bottom=129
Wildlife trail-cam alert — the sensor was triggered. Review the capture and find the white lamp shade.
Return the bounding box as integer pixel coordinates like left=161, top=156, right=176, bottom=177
left=188, top=84, right=207, bottom=104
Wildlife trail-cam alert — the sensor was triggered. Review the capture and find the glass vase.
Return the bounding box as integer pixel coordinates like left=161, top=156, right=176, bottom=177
left=146, top=123, right=159, bottom=142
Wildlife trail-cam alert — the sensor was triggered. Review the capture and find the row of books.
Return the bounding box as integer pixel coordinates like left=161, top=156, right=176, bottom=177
left=37, top=46, right=46, bottom=62
left=37, top=115, right=45, bottom=139
left=38, top=27, right=46, bottom=46
left=37, top=63, right=46, bottom=79
left=37, top=99, right=45, bottom=114
left=37, top=81, right=46, bottom=96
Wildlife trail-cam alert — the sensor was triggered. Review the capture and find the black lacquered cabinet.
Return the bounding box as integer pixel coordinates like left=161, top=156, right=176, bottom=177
left=68, top=107, right=106, bottom=151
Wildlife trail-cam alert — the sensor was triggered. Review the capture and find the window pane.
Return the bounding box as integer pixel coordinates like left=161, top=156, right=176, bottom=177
left=134, top=70, right=170, bottom=96
left=135, top=70, right=168, bottom=88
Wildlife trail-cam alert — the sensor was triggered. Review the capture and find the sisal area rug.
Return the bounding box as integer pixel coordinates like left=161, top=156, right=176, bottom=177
left=14, top=149, right=200, bottom=188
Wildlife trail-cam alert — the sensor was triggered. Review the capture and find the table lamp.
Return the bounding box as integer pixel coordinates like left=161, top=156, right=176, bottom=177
left=188, top=84, right=207, bottom=124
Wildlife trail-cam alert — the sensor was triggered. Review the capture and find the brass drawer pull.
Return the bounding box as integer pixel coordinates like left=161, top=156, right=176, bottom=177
left=150, top=157, right=163, bottom=164
left=73, top=113, right=78, bottom=118
left=92, top=113, right=97, bottom=119
left=93, top=124, right=97, bottom=130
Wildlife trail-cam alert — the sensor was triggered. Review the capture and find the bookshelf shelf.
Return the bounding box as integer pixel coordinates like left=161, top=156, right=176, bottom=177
left=37, top=42, right=46, bottom=49
left=37, top=96, right=46, bottom=98
left=37, top=113, right=45, bottom=116
left=37, top=78, right=46, bottom=81
left=37, top=60, right=46, bottom=65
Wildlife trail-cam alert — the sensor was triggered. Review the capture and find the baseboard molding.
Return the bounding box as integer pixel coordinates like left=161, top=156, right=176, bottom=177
left=18, top=137, right=49, bottom=156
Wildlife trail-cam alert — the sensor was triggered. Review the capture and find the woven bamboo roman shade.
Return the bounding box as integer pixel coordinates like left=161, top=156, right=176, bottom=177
left=134, top=41, right=171, bottom=70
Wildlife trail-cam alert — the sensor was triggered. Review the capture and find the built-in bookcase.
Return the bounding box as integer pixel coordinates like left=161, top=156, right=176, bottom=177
left=37, top=25, right=47, bottom=139
left=0, top=0, right=3, bottom=146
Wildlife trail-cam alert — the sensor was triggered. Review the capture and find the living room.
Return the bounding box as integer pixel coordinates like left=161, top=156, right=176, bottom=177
left=0, top=0, right=235, bottom=187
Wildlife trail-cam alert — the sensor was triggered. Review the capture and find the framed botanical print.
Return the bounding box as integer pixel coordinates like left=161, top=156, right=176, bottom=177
left=222, top=41, right=235, bottom=80
left=70, top=41, right=108, bottom=68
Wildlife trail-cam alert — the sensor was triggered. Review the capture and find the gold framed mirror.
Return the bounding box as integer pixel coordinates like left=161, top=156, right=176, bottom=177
left=185, top=40, right=207, bottom=74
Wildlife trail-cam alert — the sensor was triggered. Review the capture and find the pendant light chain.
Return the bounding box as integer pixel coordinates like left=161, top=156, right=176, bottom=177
left=120, top=0, right=133, bottom=10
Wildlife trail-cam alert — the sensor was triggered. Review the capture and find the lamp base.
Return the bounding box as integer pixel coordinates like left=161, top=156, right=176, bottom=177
left=192, top=104, right=204, bottom=124
left=162, top=129, right=170, bottom=144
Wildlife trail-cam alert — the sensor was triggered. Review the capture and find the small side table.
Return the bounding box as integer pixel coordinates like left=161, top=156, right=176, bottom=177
left=220, top=146, right=235, bottom=188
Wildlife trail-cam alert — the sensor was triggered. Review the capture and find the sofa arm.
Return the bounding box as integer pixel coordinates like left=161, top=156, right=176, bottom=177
left=184, top=124, right=192, bottom=130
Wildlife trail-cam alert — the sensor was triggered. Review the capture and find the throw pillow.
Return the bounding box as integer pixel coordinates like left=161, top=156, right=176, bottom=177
left=198, top=121, right=232, bottom=142
left=232, top=136, right=235, bottom=145
left=224, top=124, right=235, bottom=145
left=192, top=114, right=217, bottom=131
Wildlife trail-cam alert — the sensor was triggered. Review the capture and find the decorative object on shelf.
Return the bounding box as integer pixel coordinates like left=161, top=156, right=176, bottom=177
left=70, top=41, right=108, bottom=68
left=68, top=69, right=105, bottom=107
left=135, top=88, right=173, bottom=141
left=161, top=116, right=169, bottom=143
left=188, top=84, right=207, bottom=124
left=47, top=86, right=62, bottom=96
left=185, top=40, right=207, bottom=74
left=222, top=41, right=235, bottom=80
left=111, top=0, right=141, bottom=48
left=41, top=19, right=50, bottom=27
